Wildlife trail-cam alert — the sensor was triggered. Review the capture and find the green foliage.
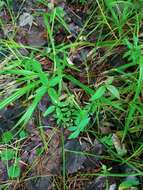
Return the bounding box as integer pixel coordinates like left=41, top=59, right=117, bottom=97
left=0, top=0, right=5, bottom=9
left=0, top=57, right=61, bottom=128
left=124, top=35, right=141, bottom=64
left=90, top=81, right=120, bottom=101
left=0, top=130, right=19, bottom=179
left=68, top=110, right=90, bottom=139
left=2, top=131, right=13, bottom=143
left=101, top=134, right=113, bottom=147
left=19, top=130, right=28, bottom=139
left=79, top=0, right=87, bottom=5
left=119, top=178, right=139, bottom=190
left=0, top=0, right=141, bottom=144
left=8, top=163, right=20, bottom=178
left=43, top=105, right=55, bottom=117
left=1, top=1, right=143, bottom=184
left=0, top=148, right=21, bottom=178
left=0, top=149, right=15, bottom=161
left=104, top=0, right=134, bottom=37
left=36, top=147, right=44, bottom=156
left=121, top=35, right=143, bottom=140
left=90, top=86, right=106, bottom=101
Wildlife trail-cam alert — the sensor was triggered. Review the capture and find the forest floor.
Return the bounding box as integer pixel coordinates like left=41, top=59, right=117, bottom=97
left=0, top=0, right=143, bottom=190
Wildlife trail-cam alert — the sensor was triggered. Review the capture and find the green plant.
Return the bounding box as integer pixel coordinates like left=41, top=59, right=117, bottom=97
left=0, top=148, right=20, bottom=178
left=119, top=178, right=139, bottom=190
left=121, top=35, right=143, bottom=140
left=0, top=5, right=71, bottom=133
left=79, top=0, right=87, bottom=4
left=105, top=0, right=133, bottom=37
left=0, top=129, right=28, bottom=179
left=0, top=57, right=60, bottom=128
left=0, top=0, right=4, bottom=9
left=101, top=134, right=113, bottom=147
left=90, top=80, right=120, bottom=101
left=1, top=0, right=143, bottom=187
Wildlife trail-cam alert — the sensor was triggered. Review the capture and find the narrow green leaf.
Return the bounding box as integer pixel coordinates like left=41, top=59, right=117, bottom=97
left=0, top=82, right=36, bottom=110
left=68, top=130, right=80, bottom=139
left=38, top=71, right=49, bottom=86
left=68, top=126, right=77, bottom=131
left=106, top=85, right=120, bottom=99
left=139, top=57, right=143, bottom=80
left=90, top=86, right=106, bottom=101
left=122, top=102, right=136, bottom=141
left=48, top=88, right=59, bottom=104
left=0, top=69, right=35, bottom=76
left=43, top=105, right=55, bottom=117
left=49, top=76, right=61, bottom=87
left=15, top=86, right=47, bottom=127
left=78, top=115, right=90, bottom=132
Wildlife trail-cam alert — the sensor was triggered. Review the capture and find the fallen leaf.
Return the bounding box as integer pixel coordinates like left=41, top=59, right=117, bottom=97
left=19, top=12, right=34, bottom=27
left=112, top=133, right=127, bottom=156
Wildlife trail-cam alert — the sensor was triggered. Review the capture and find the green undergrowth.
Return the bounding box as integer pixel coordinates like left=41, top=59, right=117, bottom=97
left=0, top=0, right=143, bottom=189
